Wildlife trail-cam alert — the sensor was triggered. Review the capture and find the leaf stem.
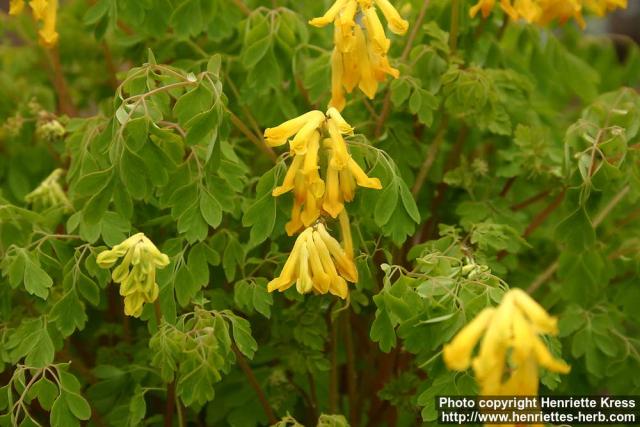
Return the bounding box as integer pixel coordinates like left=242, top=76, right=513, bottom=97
left=228, top=111, right=278, bottom=163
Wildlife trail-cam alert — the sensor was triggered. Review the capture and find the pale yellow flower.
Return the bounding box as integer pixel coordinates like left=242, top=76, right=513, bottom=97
left=25, top=168, right=72, bottom=212
left=97, top=233, right=170, bottom=317
left=444, top=289, right=570, bottom=396
left=268, top=224, right=356, bottom=298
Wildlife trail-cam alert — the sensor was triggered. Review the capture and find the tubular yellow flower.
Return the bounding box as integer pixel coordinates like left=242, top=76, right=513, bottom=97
left=268, top=224, right=356, bottom=298
left=29, top=0, right=47, bottom=19
left=583, top=0, right=626, bottom=15
left=309, top=0, right=350, bottom=27
left=442, top=308, right=495, bottom=371
left=444, top=289, right=570, bottom=397
left=470, top=0, right=624, bottom=28
left=363, top=6, right=391, bottom=55
left=264, top=110, right=324, bottom=147
left=470, top=0, right=496, bottom=18
left=97, top=233, right=170, bottom=317
left=374, top=0, right=409, bottom=34
left=39, top=0, right=58, bottom=47
left=310, top=0, right=408, bottom=110
left=266, top=109, right=381, bottom=226
left=330, top=48, right=347, bottom=111
left=9, top=0, right=25, bottom=15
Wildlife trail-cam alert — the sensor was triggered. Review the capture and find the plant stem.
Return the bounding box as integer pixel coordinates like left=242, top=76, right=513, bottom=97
left=449, top=0, right=461, bottom=53
left=232, top=346, right=277, bottom=424
left=164, top=382, right=176, bottom=427
left=343, top=312, right=358, bottom=426
left=45, top=46, right=77, bottom=116
left=522, top=190, right=566, bottom=238
left=229, top=111, right=278, bottom=163
left=329, top=316, right=339, bottom=414
left=411, top=115, right=449, bottom=197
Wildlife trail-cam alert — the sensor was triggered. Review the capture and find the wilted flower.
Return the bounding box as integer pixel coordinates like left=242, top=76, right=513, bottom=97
left=9, top=0, right=59, bottom=47
left=96, top=233, right=170, bottom=317
left=443, top=288, right=570, bottom=396
left=310, top=0, right=408, bottom=110
left=268, top=223, right=357, bottom=299
left=265, top=108, right=381, bottom=235
left=25, top=168, right=72, bottom=212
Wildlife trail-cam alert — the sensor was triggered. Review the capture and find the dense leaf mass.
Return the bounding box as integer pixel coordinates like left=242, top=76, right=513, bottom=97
left=1, top=0, right=639, bottom=426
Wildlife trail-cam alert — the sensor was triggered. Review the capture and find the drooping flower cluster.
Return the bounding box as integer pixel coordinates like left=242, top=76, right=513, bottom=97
left=268, top=222, right=357, bottom=299
left=265, top=108, right=380, bottom=298
left=97, top=233, right=170, bottom=317
left=265, top=108, right=382, bottom=236
left=9, top=0, right=59, bottom=47
left=24, top=168, right=72, bottom=212
left=310, top=0, right=409, bottom=110
left=443, top=289, right=570, bottom=395
left=470, top=0, right=627, bottom=29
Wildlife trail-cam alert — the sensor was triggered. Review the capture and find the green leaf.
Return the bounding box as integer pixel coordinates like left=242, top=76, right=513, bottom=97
left=555, top=207, right=595, bottom=252
left=62, top=390, right=91, bottom=421
left=23, top=252, right=53, bottom=300
left=242, top=168, right=277, bottom=246
left=199, top=188, right=222, bottom=228
left=25, top=325, right=54, bottom=368
left=370, top=301, right=396, bottom=353
left=234, top=279, right=273, bottom=318
left=31, top=378, right=59, bottom=411
left=228, top=315, right=257, bottom=359
left=50, top=395, right=79, bottom=427
left=51, top=290, right=88, bottom=336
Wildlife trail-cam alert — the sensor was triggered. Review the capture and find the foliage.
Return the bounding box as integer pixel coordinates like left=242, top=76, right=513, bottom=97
left=1, top=0, right=640, bottom=426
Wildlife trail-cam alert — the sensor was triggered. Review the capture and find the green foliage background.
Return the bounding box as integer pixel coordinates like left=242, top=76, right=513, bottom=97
left=1, top=0, right=640, bottom=426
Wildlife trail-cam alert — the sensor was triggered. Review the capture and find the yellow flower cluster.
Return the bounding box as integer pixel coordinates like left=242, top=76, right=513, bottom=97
left=97, top=233, right=170, bottom=317
left=310, top=0, right=409, bottom=110
left=265, top=108, right=382, bottom=236
left=24, top=168, right=72, bottom=212
left=268, top=222, right=357, bottom=299
left=9, top=0, right=59, bottom=47
left=443, top=289, right=570, bottom=396
left=470, top=0, right=627, bottom=29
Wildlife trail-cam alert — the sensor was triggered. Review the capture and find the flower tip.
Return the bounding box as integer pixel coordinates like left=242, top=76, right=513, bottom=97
left=309, top=17, right=331, bottom=27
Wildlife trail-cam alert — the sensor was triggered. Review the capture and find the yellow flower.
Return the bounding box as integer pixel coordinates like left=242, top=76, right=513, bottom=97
left=264, top=110, right=325, bottom=148
left=266, top=109, right=381, bottom=228
left=470, top=0, right=496, bottom=18
left=311, top=0, right=408, bottom=110
left=268, top=223, right=356, bottom=298
left=9, top=0, right=25, bottom=15
left=38, top=0, right=58, bottom=47
left=471, top=0, right=625, bottom=28
left=9, top=0, right=59, bottom=47
left=374, top=0, right=409, bottom=34
left=443, top=289, right=570, bottom=396
left=97, top=233, right=170, bottom=317
left=583, top=0, right=626, bottom=15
